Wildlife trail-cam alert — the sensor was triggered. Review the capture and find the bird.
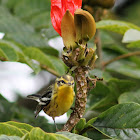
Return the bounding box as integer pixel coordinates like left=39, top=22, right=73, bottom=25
left=27, top=75, right=75, bottom=129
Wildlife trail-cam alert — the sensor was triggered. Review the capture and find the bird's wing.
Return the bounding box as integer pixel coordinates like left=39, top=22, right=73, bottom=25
left=27, top=84, right=54, bottom=118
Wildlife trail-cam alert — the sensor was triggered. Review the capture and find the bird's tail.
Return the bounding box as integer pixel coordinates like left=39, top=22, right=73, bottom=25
left=27, top=94, right=41, bottom=102
left=27, top=94, right=43, bottom=118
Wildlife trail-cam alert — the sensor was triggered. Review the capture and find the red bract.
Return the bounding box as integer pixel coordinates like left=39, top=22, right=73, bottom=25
left=51, top=0, right=82, bottom=36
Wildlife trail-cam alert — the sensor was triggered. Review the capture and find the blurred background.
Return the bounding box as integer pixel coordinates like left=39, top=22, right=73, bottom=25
left=0, top=0, right=140, bottom=135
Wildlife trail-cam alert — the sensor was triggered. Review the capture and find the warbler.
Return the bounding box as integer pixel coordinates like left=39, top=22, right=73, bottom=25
left=27, top=75, right=75, bottom=127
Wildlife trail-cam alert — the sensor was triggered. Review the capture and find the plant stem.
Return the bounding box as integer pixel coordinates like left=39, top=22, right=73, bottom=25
left=103, top=51, right=140, bottom=67
left=62, top=67, right=88, bottom=131
left=79, top=126, right=94, bottom=135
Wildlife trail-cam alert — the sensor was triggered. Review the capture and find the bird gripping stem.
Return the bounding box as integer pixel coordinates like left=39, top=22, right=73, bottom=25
left=62, top=41, right=97, bottom=131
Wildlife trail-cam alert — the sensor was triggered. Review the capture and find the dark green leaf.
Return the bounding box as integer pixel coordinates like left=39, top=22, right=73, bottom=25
left=108, top=78, right=135, bottom=95
left=92, top=103, right=140, bottom=139
left=14, top=0, right=50, bottom=19
left=118, top=89, right=140, bottom=104
left=87, top=79, right=135, bottom=112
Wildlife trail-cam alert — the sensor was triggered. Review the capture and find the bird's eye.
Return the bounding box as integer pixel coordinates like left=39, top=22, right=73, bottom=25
left=58, top=80, right=66, bottom=85
left=60, top=80, right=66, bottom=84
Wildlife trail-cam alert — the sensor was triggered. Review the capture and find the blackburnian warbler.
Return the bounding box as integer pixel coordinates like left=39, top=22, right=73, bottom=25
left=27, top=75, right=75, bottom=128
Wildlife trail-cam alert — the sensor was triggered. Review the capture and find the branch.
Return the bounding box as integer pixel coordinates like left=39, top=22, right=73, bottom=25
left=0, top=57, right=60, bottom=77
left=103, top=51, right=140, bottom=67
left=62, top=67, right=88, bottom=131
left=40, top=64, right=60, bottom=77
left=0, top=57, right=7, bottom=61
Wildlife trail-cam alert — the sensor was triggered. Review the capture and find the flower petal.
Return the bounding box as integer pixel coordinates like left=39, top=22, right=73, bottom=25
left=51, top=0, right=82, bottom=36
left=62, top=0, right=82, bottom=15
left=51, top=0, right=62, bottom=36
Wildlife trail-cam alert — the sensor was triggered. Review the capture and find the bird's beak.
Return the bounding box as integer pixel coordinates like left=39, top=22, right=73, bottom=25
left=67, top=83, right=72, bottom=86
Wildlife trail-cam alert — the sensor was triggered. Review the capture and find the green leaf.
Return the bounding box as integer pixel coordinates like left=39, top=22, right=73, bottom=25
left=87, top=81, right=110, bottom=110
left=40, top=47, right=59, bottom=57
left=84, top=118, right=111, bottom=140
left=54, top=134, right=70, bottom=140
left=108, top=78, right=135, bottom=95
left=23, top=47, right=55, bottom=70
left=57, top=132, right=92, bottom=140
left=74, top=118, right=86, bottom=133
left=14, top=0, right=50, bottom=19
left=101, top=30, right=140, bottom=67
left=89, top=69, right=103, bottom=79
left=122, top=29, right=140, bottom=43
left=0, top=135, right=20, bottom=140
left=0, top=123, right=24, bottom=137
left=5, top=121, right=33, bottom=132
left=28, top=127, right=68, bottom=140
left=18, top=52, right=41, bottom=74
left=0, top=6, right=11, bottom=16
left=87, top=79, right=135, bottom=112
left=0, top=15, right=34, bottom=34
left=96, top=20, right=140, bottom=34
left=42, top=27, right=59, bottom=39
left=0, top=40, right=22, bottom=52
left=86, top=118, right=97, bottom=128
left=21, top=133, right=29, bottom=140
left=30, top=11, right=51, bottom=29
left=5, top=32, right=49, bottom=47
left=108, top=61, right=140, bottom=79
left=118, top=89, right=140, bottom=104
left=92, top=103, right=140, bottom=139
left=0, top=40, right=40, bottom=73
left=0, top=42, right=18, bottom=61
left=46, top=55, right=66, bottom=75
left=0, top=48, right=8, bottom=59
left=23, top=47, right=65, bottom=75
left=4, top=0, right=19, bottom=9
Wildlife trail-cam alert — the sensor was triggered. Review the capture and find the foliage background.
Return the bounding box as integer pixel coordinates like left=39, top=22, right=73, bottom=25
left=1, top=0, right=140, bottom=139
